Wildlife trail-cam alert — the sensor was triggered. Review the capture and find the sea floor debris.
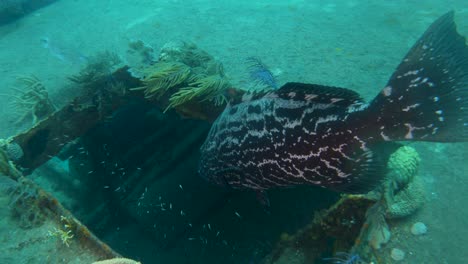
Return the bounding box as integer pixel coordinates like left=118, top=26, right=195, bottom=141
left=262, top=145, right=427, bottom=264
left=0, top=147, right=121, bottom=263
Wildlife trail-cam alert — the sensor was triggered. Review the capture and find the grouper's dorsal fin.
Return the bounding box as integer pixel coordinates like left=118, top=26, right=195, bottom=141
left=236, top=82, right=364, bottom=106
left=274, top=82, right=365, bottom=106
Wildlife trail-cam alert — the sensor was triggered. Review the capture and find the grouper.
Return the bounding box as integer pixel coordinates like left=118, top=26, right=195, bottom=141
left=199, top=12, right=468, bottom=195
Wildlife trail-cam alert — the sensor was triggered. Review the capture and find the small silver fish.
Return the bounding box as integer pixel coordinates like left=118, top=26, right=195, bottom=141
left=40, top=37, right=87, bottom=65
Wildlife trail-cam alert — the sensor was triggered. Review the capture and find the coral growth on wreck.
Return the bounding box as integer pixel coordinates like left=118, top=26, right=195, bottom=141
left=130, top=41, right=230, bottom=113
left=264, top=145, right=426, bottom=264
left=383, top=146, right=425, bottom=218
left=7, top=75, right=55, bottom=125
left=68, top=50, right=128, bottom=117
left=132, top=62, right=191, bottom=99
left=352, top=145, right=426, bottom=263
left=263, top=195, right=374, bottom=264
left=167, top=74, right=229, bottom=110
left=69, top=51, right=122, bottom=88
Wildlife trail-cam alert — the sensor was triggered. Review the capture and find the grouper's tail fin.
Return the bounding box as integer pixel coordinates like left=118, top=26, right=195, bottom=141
left=367, top=11, right=468, bottom=142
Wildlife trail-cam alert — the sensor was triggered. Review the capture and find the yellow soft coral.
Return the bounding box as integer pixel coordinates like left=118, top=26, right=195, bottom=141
left=131, top=62, right=191, bottom=99
left=47, top=227, right=74, bottom=247
left=47, top=215, right=75, bottom=247
left=166, top=74, right=228, bottom=110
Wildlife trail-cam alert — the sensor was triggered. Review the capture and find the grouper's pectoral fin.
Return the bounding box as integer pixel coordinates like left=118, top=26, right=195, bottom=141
left=330, top=142, right=401, bottom=194
left=214, top=167, right=271, bottom=212
left=212, top=167, right=244, bottom=189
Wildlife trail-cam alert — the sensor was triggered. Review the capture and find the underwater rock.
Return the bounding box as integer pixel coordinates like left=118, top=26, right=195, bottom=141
left=411, top=222, right=428, bottom=236
left=390, top=248, right=405, bottom=261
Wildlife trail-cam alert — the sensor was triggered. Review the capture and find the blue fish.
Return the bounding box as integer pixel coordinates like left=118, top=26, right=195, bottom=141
left=199, top=12, right=468, bottom=194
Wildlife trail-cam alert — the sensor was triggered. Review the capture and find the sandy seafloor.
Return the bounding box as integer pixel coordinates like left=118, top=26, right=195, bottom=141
left=0, top=0, right=467, bottom=263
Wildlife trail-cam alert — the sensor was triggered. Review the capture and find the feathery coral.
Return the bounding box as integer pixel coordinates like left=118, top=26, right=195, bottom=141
left=69, top=51, right=121, bottom=86
left=7, top=75, right=55, bottom=125
left=131, top=62, right=191, bottom=99
left=167, top=74, right=229, bottom=110
left=129, top=41, right=230, bottom=112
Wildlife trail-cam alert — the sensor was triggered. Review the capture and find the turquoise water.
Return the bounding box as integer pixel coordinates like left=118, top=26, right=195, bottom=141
left=0, top=1, right=467, bottom=263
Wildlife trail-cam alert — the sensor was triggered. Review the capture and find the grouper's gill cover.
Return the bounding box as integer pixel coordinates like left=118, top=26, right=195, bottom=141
left=199, top=11, right=468, bottom=193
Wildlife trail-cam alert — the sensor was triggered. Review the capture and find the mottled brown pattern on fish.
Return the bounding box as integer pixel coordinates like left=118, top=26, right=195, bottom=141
left=199, top=12, right=468, bottom=193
